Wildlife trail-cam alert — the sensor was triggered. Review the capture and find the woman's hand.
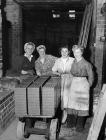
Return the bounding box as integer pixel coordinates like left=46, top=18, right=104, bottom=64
left=21, top=70, right=28, bottom=75
left=52, top=71, right=61, bottom=76
left=36, top=71, right=41, bottom=76
left=21, top=70, right=34, bottom=75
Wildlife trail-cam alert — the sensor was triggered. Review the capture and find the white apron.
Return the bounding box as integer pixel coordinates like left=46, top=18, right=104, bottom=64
left=68, top=77, right=90, bottom=114
left=61, top=74, right=73, bottom=109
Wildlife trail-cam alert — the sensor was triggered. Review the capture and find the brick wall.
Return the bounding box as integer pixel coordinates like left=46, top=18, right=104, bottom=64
left=0, top=90, right=15, bottom=134
left=4, top=0, right=22, bottom=71
left=94, top=0, right=105, bottom=95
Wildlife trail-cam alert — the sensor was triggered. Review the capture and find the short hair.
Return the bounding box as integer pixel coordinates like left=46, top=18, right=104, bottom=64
left=59, top=44, right=70, bottom=55
left=24, top=42, right=35, bottom=52
left=36, top=45, right=46, bottom=52
left=72, top=45, right=84, bottom=53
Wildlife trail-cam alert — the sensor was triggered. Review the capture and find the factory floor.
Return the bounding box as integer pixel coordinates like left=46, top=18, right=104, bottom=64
left=0, top=116, right=92, bottom=140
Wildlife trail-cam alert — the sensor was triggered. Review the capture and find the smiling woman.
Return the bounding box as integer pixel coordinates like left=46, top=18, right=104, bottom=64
left=52, top=44, right=74, bottom=123
left=68, top=44, right=94, bottom=131
left=52, top=45, right=74, bottom=75
left=6, top=42, right=36, bottom=77
left=35, top=44, right=57, bottom=76
left=20, top=42, right=36, bottom=75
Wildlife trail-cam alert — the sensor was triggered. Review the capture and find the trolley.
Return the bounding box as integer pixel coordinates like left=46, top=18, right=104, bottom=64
left=14, top=75, right=61, bottom=140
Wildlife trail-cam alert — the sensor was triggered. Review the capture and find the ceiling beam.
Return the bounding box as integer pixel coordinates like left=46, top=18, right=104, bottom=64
left=14, top=0, right=91, bottom=10
left=14, top=0, right=91, bottom=4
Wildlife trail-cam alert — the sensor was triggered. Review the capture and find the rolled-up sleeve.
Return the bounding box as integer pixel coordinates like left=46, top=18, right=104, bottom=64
left=35, top=61, right=41, bottom=73
left=52, top=59, right=59, bottom=72
left=87, top=63, right=94, bottom=87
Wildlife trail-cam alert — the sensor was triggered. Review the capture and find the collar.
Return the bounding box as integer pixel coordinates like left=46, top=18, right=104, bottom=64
left=24, top=53, right=33, bottom=58
left=74, top=57, right=83, bottom=63
left=24, top=53, right=33, bottom=61
left=61, top=57, right=69, bottom=62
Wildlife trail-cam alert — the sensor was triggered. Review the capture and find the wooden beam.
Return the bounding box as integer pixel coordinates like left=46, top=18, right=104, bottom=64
left=78, top=2, right=93, bottom=48
left=87, top=84, right=106, bottom=140
left=14, top=0, right=91, bottom=4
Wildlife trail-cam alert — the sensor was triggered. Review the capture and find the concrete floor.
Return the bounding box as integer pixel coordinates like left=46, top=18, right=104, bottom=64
left=0, top=117, right=91, bottom=140
left=0, top=118, right=45, bottom=140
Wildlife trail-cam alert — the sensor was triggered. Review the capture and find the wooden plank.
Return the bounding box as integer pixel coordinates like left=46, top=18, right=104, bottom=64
left=81, top=4, right=90, bottom=46
left=83, top=4, right=93, bottom=48
left=92, top=0, right=97, bottom=34
left=87, top=84, right=106, bottom=140
left=78, top=2, right=93, bottom=48
left=78, top=5, right=88, bottom=45
left=14, top=0, right=91, bottom=3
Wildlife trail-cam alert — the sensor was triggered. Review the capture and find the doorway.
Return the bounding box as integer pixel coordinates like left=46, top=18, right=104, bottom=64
left=22, top=3, right=85, bottom=57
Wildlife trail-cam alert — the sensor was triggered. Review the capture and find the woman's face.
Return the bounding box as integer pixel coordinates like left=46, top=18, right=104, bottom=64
left=61, top=48, right=69, bottom=58
left=25, top=45, right=34, bottom=56
left=73, top=48, right=82, bottom=60
left=38, top=48, right=45, bottom=57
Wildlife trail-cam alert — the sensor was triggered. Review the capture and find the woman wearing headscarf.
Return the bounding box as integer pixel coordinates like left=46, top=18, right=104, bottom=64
left=35, top=45, right=57, bottom=76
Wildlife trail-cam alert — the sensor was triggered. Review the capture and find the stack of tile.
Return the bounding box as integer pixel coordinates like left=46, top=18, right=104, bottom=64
left=14, top=76, right=37, bottom=117
left=42, top=76, right=61, bottom=116
left=28, top=76, right=50, bottom=116
left=15, top=76, right=61, bottom=118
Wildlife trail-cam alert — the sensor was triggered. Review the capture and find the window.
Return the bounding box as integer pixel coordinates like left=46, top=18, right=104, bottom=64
left=69, top=10, right=75, bottom=19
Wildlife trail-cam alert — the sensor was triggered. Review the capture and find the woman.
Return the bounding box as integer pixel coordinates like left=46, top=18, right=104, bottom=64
left=35, top=45, right=57, bottom=76
left=68, top=45, right=94, bottom=131
left=20, top=42, right=36, bottom=75
left=52, top=45, right=74, bottom=123
left=6, top=42, right=36, bottom=77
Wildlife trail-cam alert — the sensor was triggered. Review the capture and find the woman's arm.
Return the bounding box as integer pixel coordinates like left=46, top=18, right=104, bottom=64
left=35, top=60, right=42, bottom=76
left=36, top=71, right=41, bottom=76
left=52, top=59, right=60, bottom=76
left=21, top=70, right=34, bottom=75
left=87, top=63, right=94, bottom=87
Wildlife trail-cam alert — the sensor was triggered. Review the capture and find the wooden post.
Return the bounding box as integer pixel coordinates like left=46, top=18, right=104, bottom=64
left=0, top=7, right=2, bottom=77
left=78, top=2, right=93, bottom=48
left=87, top=84, right=106, bottom=140
left=4, top=1, right=23, bottom=70
left=78, top=5, right=88, bottom=45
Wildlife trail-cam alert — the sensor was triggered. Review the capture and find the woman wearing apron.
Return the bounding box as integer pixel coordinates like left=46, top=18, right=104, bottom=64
left=52, top=45, right=74, bottom=123
left=68, top=45, right=94, bottom=131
